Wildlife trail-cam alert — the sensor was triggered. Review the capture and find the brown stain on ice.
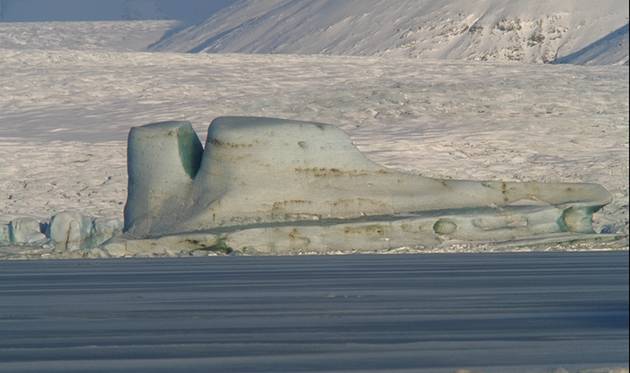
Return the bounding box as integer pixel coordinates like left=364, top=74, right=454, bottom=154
left=294, top=167, right=371, bottom=177
left=210, top=138, right=254, bottom=148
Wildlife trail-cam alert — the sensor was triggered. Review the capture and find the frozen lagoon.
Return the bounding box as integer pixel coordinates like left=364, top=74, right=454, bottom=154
left=0, top=252, right=627, bottom=372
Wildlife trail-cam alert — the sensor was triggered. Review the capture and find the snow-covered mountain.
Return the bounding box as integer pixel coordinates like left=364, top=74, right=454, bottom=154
left=555, top=24, right=629, bottom=66
left=0, top=0, right=234, bottom=23
left=151, top=0, right=629, bottom=64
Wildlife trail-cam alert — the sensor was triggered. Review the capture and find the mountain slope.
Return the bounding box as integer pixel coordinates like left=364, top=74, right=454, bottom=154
left=151, top=0, right=629, bottom=64
left=555, top=24, right=629, bottom=65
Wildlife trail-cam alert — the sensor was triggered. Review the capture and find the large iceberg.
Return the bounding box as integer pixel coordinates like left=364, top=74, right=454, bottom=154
left=119, top=117, right=615, bottom=254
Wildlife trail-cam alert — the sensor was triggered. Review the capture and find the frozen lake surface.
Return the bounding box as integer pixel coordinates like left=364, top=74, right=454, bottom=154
left=0, top=252, right=628, bottom=372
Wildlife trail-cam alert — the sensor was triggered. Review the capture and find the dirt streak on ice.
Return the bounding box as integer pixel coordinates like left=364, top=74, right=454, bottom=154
left=0, top=50, right=628, bottom=235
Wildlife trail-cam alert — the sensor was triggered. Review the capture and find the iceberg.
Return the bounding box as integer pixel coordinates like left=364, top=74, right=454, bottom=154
left=119, top=117, right=615, bottom=254
left=8, top=217, right=46, bottom=244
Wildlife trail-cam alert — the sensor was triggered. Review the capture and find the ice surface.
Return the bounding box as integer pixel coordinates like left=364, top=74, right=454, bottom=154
left=0, top=211, right=122, bottom=252
left=48, top=211, right=96, bottom=251
left=93, top=217, right=124, bottom=246
left=7, top=217, right=45, bottom=244
left=125, top=121, right=203, bottom=236
left=0, top=224, right=9, bottom=243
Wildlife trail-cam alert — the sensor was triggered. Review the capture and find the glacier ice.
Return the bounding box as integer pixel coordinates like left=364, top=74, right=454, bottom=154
left=0, top=224, right=9, bottom=243
left=0, top=212, right=122, bottom=253
left=120, top=117, right=616, bottom=253
left=8, top=217, right=46, bottom=244
left=48, top=211, right=123, bottom=251
left=93, top=217, right=123, bottom=247
left=48, top=211, right=96, bottom=251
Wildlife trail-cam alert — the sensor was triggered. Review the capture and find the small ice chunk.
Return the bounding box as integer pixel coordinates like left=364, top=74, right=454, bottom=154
left=0, top=224, right=11, bottom=243
left=48, top=211, right=94, bottom=251
left=9, top=217, right=46, bottom=244
left=93, top=218, right=123, bottom=246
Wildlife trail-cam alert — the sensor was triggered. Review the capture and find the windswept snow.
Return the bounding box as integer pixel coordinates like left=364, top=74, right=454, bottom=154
left=150, top=0, right=629, bottom=64
left=0, top=50, right=628, bottom=238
